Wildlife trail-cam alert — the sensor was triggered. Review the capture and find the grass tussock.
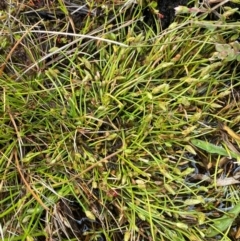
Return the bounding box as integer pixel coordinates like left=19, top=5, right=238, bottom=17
left=0, top=0, right=240, bottom=240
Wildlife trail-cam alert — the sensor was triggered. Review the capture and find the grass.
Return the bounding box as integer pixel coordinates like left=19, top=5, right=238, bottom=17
left=1, top=0, right=240, bottom=240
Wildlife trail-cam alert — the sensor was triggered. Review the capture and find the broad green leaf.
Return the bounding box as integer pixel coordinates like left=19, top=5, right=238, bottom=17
left=237, top=54, right=240, bottom=61
left=191, top=139, right=240, bottom=159
left=206, top=203, right=240, bottom=237
left=215, top=44, right=231, bottom=52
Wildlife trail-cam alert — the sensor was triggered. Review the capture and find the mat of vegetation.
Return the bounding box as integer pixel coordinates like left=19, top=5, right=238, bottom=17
left=1, top=0, right=240, bottom=240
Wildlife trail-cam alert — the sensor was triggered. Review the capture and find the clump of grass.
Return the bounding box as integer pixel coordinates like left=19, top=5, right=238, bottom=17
left=1, top=0, right=240, bottom=241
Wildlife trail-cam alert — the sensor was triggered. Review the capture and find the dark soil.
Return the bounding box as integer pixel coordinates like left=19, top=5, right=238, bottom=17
left=157, top=0, right=188, bottom=29
left=157, top=0, right=240, bottom=29
left=0, top=0, right=7, bottom=10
